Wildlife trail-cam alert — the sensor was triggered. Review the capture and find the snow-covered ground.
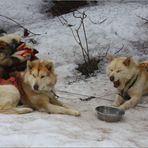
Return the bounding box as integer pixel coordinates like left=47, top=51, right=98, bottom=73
left=0, top=0, right=148, bottom=147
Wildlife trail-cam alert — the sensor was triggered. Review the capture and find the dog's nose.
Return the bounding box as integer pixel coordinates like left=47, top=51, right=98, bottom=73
left=34, top=84, right=39, bottom=90
left=110, top=76, right=114, bottom=82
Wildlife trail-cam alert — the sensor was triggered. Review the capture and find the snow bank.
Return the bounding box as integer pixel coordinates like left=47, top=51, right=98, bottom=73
left=0, top=0, right=148, bottom=147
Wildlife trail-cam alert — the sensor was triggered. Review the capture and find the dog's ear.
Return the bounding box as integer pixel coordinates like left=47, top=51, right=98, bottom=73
left=43, top=61, right=54, bottom=71
left=27, top=60, right=33, bottom=70
left=123, top=57, right=131, bottom=66
left=107, top=54, right=114, bottom=63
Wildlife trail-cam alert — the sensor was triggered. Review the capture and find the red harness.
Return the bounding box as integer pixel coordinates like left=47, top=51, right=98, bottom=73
left=0, top=42, right=38, bottom=83
left=0, top=77, right=17, bottom=87
left=16, top=42, right=37, bottom=60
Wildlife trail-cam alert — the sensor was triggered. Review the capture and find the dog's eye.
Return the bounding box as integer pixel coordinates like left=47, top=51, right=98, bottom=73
left=41, top=75, right=45, bottom=79
left=117, top=70, right=121, bottom=73
left=110, top=69, right=113, bottom=72
left=32, top=74, right=36, bottom=78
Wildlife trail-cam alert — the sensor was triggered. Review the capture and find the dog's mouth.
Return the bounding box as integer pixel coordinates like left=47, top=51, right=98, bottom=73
left=113, top=80, right=120, bottom=88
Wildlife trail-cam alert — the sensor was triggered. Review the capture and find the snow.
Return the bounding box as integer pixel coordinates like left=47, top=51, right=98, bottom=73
left=0, top=0, right=148, bottom=147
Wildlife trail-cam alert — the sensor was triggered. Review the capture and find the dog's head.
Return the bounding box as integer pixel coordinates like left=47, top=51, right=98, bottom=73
left=106, top=54, right=138, bottom=89
left=0, top=34, right=21, bottom=44
left=0, top=40, right=12, bottom=57
left=24, top=60, right=57, bottom=92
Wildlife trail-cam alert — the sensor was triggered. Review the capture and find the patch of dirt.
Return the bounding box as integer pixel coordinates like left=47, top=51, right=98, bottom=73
left=76, top=57, right=100, bottom=77
left=0, top=29, right=7, bottom=36
left=44, top=1, right=97, bottom=16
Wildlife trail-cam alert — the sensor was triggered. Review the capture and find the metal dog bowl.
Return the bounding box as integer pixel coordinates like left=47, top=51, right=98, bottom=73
left=96, top=106, right=125, bottom=122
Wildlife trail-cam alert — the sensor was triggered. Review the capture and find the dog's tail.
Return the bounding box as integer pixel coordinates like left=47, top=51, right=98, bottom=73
left=0, top=107, right=33, bottom=114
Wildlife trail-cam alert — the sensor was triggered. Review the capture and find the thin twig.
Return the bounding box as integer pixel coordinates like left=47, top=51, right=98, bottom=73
left=88, top=17, right=107, bottom=25
left=0, top=14, right=40, bottom=35
left=82, top=21, right=90, bottom=61
left=114, top=44, right=124, bottom=55
left=70, top=28, right=79, bottom=44
left=73, top=11, right=90, bottom=61
left=98, top=45, right=110, bottom=60
left=56, top=15, right=65, bottom=25
left=137, top=15, right=148, bottom=24
left=104, top=44, right=110, bottom=57
left=57, top=9, right=108, bottom=67
left=73, top=11, right=82, bottom=19
left=76, top=29, right=88, bottom=63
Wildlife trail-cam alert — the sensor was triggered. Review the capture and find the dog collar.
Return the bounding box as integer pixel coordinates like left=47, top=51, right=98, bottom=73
left=119, top=74, right=139, bottom=100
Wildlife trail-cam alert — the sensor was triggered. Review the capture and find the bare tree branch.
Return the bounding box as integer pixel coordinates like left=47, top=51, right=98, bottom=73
left=104, top=44, right=110, bottom=57
left=56, top=15, right=65, bottom=26
left=70, top=28, right=79, bottom=44
left=88, top=17, right=107, bottom=24
left=56, top=9, right=109, bottom=66
left=75, top=29, right=88, bottom=63
left=82, top=18, right=90, bottom=61
left=0, top=14, right=40, bottom=35
left=137, top=15, right=148, bottom=24
left=114, top=44, right=124, bottom=55
left=73, top=11, right=82, bottom=19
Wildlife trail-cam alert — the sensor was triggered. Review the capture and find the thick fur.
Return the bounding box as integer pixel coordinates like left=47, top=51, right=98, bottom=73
left=16, top=60, right=80, bottom=116
left=106, top=55, right=148, bottom=110
left=0, top=85, right=33, bottom=114
left=0, top=34, right=21, bottom=67
left=0, top=34, right=21, bottom=45
left=24, top=60, right=57, bottom=92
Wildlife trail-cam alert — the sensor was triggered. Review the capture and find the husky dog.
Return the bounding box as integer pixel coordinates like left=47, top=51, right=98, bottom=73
left=106, top=55, right=148, bottom=110
left=16, top=60, right=80, bottom=116
left=0, top=34, right=21, bottom=67
left=0, top=81, right=33, bottom=114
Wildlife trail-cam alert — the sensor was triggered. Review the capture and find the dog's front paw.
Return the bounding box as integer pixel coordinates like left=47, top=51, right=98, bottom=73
left=118, top=105, right=126, bottom=110
left=70, top=109, right=80, bottom=116
left=112, top=102, right=120, bottom=107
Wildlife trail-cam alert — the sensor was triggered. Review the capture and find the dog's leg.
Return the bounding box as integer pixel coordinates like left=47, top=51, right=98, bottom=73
left=118, top=94, right=141, bottom=110
left=51, top=99, right=69, bottom=108
left=46, top=103, right=80, bottom=116
left=46, top=92, right=69, bottom=108
left=0, top=107, right=33, bottom=114
left=31, top=96, right=80, bottom=116
left=112, top=94, right=125, bottom=107
left=13, top=107, right=33, bottom=114
left=49, top=97, right=69, bottom=108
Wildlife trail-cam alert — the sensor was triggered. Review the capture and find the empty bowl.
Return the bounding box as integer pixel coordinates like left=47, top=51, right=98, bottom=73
left=96, top=106, right=125, bottom=122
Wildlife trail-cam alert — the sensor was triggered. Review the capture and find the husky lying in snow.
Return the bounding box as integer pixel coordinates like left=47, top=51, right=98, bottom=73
left=106, top=54, right=148, bottom=110
left=0, top=60, right=80, bottom=116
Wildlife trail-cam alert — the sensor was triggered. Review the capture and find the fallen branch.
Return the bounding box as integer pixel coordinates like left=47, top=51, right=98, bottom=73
left=0, top=14, right=41, bottom=36
left=114, top=44, right=124, bottom=55
left=137, top=15, right=148, bottom=24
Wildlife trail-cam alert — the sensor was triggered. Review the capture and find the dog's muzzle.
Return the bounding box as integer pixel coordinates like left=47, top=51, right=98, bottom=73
left=109, top=76, right=120, bottom=88
left=33, top=84, right=39, bottom=90
left=110, top=76, right=114, bottom=82
left=113, top=80, right=120, bottom=88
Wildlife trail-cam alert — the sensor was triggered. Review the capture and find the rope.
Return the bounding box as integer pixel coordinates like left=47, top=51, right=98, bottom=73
left=56, top=89, right=115, bottom=100
left=55, top=89, right=148, bottom=109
